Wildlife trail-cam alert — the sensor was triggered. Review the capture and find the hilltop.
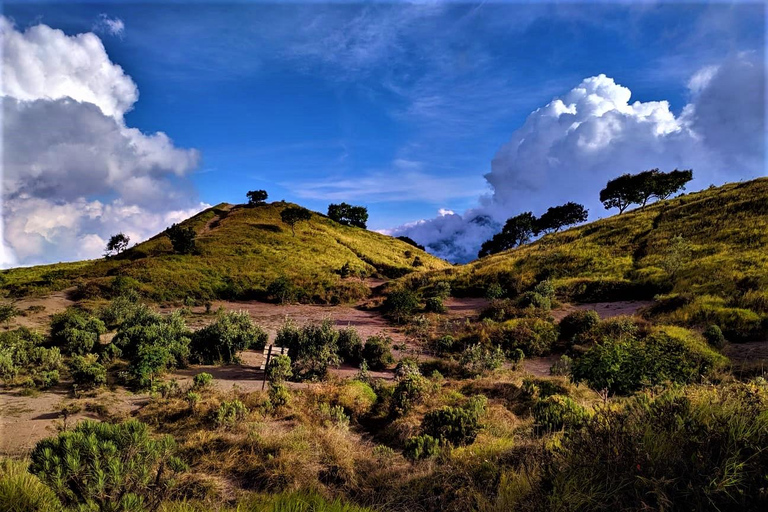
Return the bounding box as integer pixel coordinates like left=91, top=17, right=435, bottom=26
left=0, top=202, right=450, bottom=303
left=406, top=178, right=768, bottom=341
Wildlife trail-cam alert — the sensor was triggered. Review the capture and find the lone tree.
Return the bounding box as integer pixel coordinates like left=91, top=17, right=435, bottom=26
left=327, top=202, right=369, bottom=229
left=281, top=206, right=312, bottom=236
left=105, top=232, right=130, bottom=257
left=535, top=202, right=588, bottom=234
left=600, top=169, right=693, bottom=213
left=29, top=419, right=187, bottom=512
left=478, top=212, right=536, bottom=258
left=166, top=223, right=196, bottom=254
left=246, top=189, right=268, bottom=206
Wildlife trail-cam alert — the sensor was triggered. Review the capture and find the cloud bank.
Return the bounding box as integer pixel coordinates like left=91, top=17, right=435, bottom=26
left=1, top=16, right=205, bottom=267
left=391, top=53, right=766, bottom=262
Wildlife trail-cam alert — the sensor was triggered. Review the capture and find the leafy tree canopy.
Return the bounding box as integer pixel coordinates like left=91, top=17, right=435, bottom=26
left=166, top=223, right=196, bottom=254
left=535, top=202, right=588, bottom=234
left=327, top=202, right=369, bottom=229
left=246, top=189, right=268, bottom=206
left=600, top=169, right=693, bottom=213
left=280, top=206, right=312, bottom=236
left=105, top=232, right=130, bottom=257
left=478, top=212, right=536, bottom=258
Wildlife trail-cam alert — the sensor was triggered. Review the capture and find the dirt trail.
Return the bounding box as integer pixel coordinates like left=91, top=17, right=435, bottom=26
left=200, top=204, right=234, bottom=236
left=5, top=288, right=77, bottom=331
left=551, top=300, right=653, bottom=322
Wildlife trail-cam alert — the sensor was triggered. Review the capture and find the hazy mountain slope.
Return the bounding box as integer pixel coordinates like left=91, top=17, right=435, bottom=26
left=1, top=202, right=450, bottom=303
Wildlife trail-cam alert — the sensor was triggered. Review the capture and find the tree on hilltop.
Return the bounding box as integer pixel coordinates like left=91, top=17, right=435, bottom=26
left=478, top=212, right=536, bottom=258
left=105, top=232, right=130, bottom=257
left=246, top=190, right=268, bottom=206
left=600, top=169, right=693, bottom=214
left=328, top=202, right=369, bottom=229
left=281, top=206, right=312, bottom=236
left=535, top=202, right=588, bottom=235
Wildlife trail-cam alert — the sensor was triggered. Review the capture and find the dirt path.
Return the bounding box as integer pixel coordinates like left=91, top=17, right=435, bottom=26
left=4, top=288, right=77, bottom=331
left=551, top=300, right=653, bottom=322
left=200, top=204, right=234, bottom=236
left=0, top=386, right=147, bottom=455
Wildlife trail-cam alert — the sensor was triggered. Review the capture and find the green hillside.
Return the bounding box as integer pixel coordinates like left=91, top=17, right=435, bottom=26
left=409, top=178, right=768, bottom=340
left=0, top=202, right=450, bottom=303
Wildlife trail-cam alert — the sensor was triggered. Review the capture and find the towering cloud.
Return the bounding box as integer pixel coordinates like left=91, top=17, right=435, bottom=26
left=1, top=17, right=205, bottom=267
left=392, top=53, right=765, bottom=262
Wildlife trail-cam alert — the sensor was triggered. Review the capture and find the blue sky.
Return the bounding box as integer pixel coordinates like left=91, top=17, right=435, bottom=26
left=1, top=1, right=765, bottom=265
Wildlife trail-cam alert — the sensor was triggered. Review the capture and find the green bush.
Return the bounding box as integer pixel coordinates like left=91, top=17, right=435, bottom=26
left=431, top=281, right=452, bottom=299
left=193, top=372, right=213, bottom=389
left=190, top=310, right=267, bottom=364
left=459, top=344, right=505, bottom=376
left=571, top=326, right=726, bottom=395
left=50, top=309, right=105, bottom=353
left=485, top=282, right=505, bottom=300
left=559, top=310, right=600, bottom=343
left=703, top=324, right=726, bottom=349
left=267, top=276, right=297, bottom=304
left=0, top=328, right=62, bottom=387
left=362, top=335, right=394, bottom=370
left=404, top=434, right=441, bottom=461
left=68, top=354, right=107, bottom=388
left=422, top=396, right=486, bottom=446
left=516, top=291, right=551, bottom=310
left=276, top=319, right=340, bottom=380
left=434, top=334, right=456, bottom=355
left=424, top=296, right=447, bottom=314
left=549, top=355, right=573, bottom=376
left=337, top=327, right=364, bottom=365
left=0, top=458, right=63, bottom=512
left=214, top=400, right=248, bottom=429
left=29, top=420, right=186, bottom=511
left=390, top=373, right=430, bottom=417
left=533, top=395, right=590, bottom=433
left=268, top=382, right=291, bottom=409
left=266, top=354, right=292, bottom=383
left=497, top=318, right=558, bottom=356
left=383, top=289, right=420, bottom=323
left=542, top=385, right=768, bottom=511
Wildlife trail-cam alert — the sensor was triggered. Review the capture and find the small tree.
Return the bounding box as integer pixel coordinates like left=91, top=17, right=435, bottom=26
left=600, top=174, right=643, bottom=214
left=105, top=232, right=130, bottom=257
left=29, top=420, right=186, bottom=512
left=478, top=212, right=536, bottom=257
left=535, top=202, right=588, bottom=234
left=246, top=189, right=268, bottom=206
left=0, top=302, right=20, bottom=326
left=166, top=223, right=196, bottom=254
left=280, top=206, right=312, bottom=236
left=327, top=202, right=369, bottom=229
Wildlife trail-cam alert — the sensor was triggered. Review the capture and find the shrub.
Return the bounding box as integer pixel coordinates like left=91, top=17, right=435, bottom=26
left=276, top=319, right=340, bottom=380
left=50, top=309, right=106, bottom=354
left=166, top=223, right=197, bottom=254
left=391, top=373, right=430, bottom=417
left=193, top=372, right=213, bottom=389
left=497, top=318, right=558, bottom=356
left=68, top=354, right=106, bottom=388
left=485, top=282, right=505, bottom=300
left=214, top=400, right=248, bottom=429
left=394, top=358, right=421, bottom=380
left=431, top=281, right=452, bottom=299
left=362, top=335, right=394, bottom=370
left=424, top=296, right=447, bottom=314
left=571, top=326, right=726, bottom=395
left=266, top=354, right=293, bottom=383
left=422, top=396, right=487, bottom=446
left=459, top=344, right=505, bottom=376
left=0, top=458, right=63, bottom=512
left=542, top=385, right=768, bottom=511
left=404, top=434, right=441, bottom=461
left=548, top=355, right=572, bottom=376
left=190, top=310, right=267, bottom=364
left=533, top=395, right=590, bottom=433
left=29, top=420, right=186, bottom=511
left=267, top=276, right=297, bottom=304
left=559, top=310, right=600, bottom=343
left=268, top=382, right=291, bottom=409
left=516, top=291, right=551, bottom=310
left=337, top=327, right=364, bottom=366
left=434, top=334, right=456, bottom=355
left=0, top=328, right=62, bottom=387
left=703, top=324, right=726, bottom=349
left=383, top=289, right=420, bottom=323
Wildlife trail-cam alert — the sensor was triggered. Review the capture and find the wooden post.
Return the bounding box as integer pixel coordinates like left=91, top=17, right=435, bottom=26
left=262, top=345, right=273, bottom=391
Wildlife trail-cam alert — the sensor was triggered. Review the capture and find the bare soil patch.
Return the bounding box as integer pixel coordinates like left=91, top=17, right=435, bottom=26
left=5, top=289, right=76, bottom=331
left=551, top=300, right=653, bottom=322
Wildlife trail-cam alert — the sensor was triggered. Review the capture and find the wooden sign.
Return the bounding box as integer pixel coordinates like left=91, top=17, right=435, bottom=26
left=261, top=344, right=289, bottom=390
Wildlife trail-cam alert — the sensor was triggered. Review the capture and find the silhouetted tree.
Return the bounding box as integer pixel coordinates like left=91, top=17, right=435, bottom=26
left=281, top=206, right=312, bottom=236
left=653, top=169, right=693, bottom=200
left=246, top=189, right=268, bottom=206
left=600, top=174, right=643, bottom=214
left=166, top=224, right=196, bottom=254
left=327, top=202, right=369, bottom=229
left=397, top=235, right=425, bottom=251
left=535, top=202, right=588, bottom=234
left=105, top=232, right=130, bottom=257
left=478, top=212, right=536, bottom=258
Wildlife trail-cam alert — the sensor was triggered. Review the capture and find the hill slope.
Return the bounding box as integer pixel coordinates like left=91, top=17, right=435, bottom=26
left=1, top=202, right=450, bottom=303
left=409, top=178, right=768, bottom=340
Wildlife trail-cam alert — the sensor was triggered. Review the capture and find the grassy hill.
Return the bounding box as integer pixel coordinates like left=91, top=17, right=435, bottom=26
left=408, top=178, right=768, bottom=340
left=0, top=202, right=450, bottom=303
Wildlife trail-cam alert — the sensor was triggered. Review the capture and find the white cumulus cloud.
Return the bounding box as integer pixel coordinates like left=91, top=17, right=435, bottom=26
left=392, top=53, right=766, bottom=262
left=1, top=17, right=205, bottom=268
